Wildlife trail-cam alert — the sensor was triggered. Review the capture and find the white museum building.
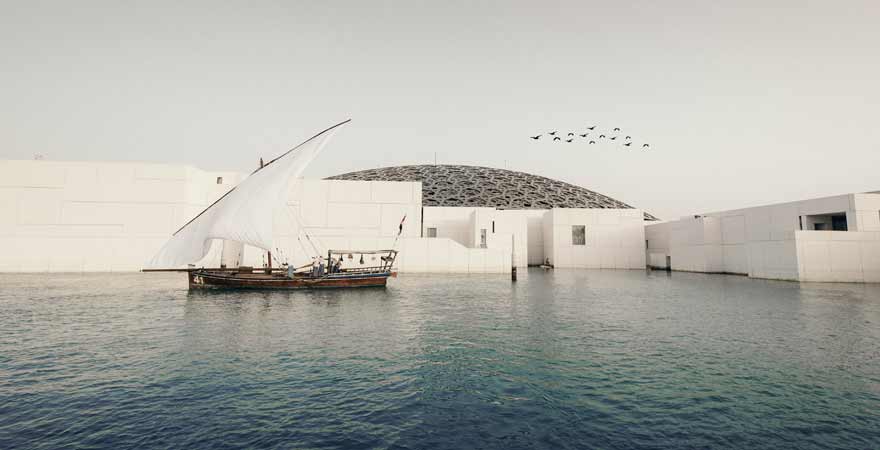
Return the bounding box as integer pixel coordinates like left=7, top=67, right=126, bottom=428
left=2, top=159, right=878, bottom=283
left=646, top=193, right=880, bottom=283
left=0, top=161, right=648, bottom=274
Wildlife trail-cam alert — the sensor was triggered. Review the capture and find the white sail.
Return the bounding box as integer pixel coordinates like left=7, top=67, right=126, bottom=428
left=146, top=120, right=348, bottom=269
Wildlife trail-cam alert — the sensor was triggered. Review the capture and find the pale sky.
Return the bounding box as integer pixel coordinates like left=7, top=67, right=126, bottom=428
left=2, top=1, right=878, bottom=219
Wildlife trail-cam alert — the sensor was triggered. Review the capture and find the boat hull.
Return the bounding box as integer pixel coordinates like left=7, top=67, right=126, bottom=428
left=188, top=270, right=391, bottom=290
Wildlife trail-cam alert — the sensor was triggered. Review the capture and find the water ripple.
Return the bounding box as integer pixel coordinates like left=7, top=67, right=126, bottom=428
left=1, top=270, right=878, bottom=449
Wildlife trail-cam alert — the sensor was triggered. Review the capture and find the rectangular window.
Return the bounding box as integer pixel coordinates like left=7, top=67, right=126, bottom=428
left=480, top=229, right=487, bottom=248
left=216, top=177, right=223, bottom=184
left=492, top=221, right=495, bottom=233
left=572, top=225, right=586, bottom=245
left=426, top=227, right=437, bottom=238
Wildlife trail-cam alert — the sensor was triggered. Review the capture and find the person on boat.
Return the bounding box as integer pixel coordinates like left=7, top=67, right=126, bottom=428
left=311, top=257, right=320, bottom=277
left=318, top=259, right=325, bottom=277
left=286, top=263, right=295, bottom=278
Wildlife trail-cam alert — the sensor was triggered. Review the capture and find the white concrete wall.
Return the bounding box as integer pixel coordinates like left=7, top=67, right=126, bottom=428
left=544, top=208, right=646, bottom=269
left=747, top=232, right=799, bottom=281
left=542, top=210, right=555, bottom=265
left=471, top=208, right=493, bottom=249
left=796, top=231, right=880, bottom=283
left=0, top=160, right=238, bottom=272
left=394, top=237, right=511, bottom=273
left=720, top=215, right=749, bottom=275
left=476, top=209, right=532, bottom=268
left=422, top=206, right=534, bottom=268
left=853, top=193, right=880, bottom=231
left=0, top=160, right=516, bottom=274
left=712, top=194, right=864, bottom=280
left=493, top=210, right=533, bottom=268
left=664, top=216, right=725, bottom=273
left=422, top=206, right=489, bottom=248
left=648, top=253, right=668, bottom=268
left=645, top=220, right=671, bottom=269
left=645, top=192, right=880, bottom=282
left=422, top=206, right=647, bottom=269
left=520, top=210, right=549, bottom=266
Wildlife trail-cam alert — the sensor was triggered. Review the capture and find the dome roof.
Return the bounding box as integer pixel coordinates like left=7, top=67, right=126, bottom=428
left=327, top=165, right=658, bottom=221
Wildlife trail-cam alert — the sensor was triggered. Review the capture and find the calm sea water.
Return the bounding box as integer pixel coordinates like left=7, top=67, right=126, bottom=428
left=1, top=269, right=878, bottom=450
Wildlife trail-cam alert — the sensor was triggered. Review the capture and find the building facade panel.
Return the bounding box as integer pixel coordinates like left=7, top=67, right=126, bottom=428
left=647, top=193, right=880, bottom=282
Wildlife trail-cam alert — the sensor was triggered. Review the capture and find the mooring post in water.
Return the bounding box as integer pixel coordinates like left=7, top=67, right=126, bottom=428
left=511, top=234, right=517, bottom=282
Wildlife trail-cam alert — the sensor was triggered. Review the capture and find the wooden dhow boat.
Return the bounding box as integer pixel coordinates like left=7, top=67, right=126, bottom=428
left=184, top=249, right=398, bottom=290
left=143, top=120, right=401, bottom=290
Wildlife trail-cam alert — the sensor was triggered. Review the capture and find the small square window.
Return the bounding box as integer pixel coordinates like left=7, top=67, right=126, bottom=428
left=572, top=225, right=586, bottom=245
left=216, top=177, right=223, bottom=184
left=426, top=227, right=437, bottom=238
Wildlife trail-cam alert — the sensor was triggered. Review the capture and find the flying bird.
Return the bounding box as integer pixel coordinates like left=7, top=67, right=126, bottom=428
left=548, top=131, right=557, bottom=136
left=625, top=136, right=631, bottom=140
left=624, top=142, right=632, bottom=147
left=642, top=144, right=650, bottom=148
left=613, top=127, right=621, bottom=132
left=610, top=136, right=617, bottom=140
left=530, top=135, right=541, bottom=140
left=599, top=134, right=606, bottom=138
left=568, top=132, right=574, bottom=136
left=553, top=136, right=561, bottom=141
left=566, top=138, right=573, bottom=143
left=587, top=126, right=596, bottom=130
left=589, top=140, right=596, bottom=144
left=579, top=133, right=588, bottom=138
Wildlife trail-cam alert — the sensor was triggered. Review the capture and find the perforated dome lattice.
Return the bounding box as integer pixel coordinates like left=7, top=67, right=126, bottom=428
left=327, top=165, right=658, bottom=221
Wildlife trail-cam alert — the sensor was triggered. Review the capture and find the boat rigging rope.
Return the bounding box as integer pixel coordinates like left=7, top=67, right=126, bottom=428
left=296, top=215, right=324, bottom=256
left=273, top=246, right=288, bottom=266
left=391, top=214, right=407, bottom=251
left=296, top=236, right=310, bottom=260
left=283, top=204, right=321, bottom=258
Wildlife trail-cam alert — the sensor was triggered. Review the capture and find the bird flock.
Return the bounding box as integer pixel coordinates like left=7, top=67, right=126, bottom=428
left=530, top=125, right=650, bottom=149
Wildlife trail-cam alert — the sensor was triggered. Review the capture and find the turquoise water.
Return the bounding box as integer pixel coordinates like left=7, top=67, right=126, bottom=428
left=1, top=269, right=878, bottom=449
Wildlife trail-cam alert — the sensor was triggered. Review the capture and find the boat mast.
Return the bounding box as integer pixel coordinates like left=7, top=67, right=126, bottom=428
left=260, top=157, right=272, bottom=273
